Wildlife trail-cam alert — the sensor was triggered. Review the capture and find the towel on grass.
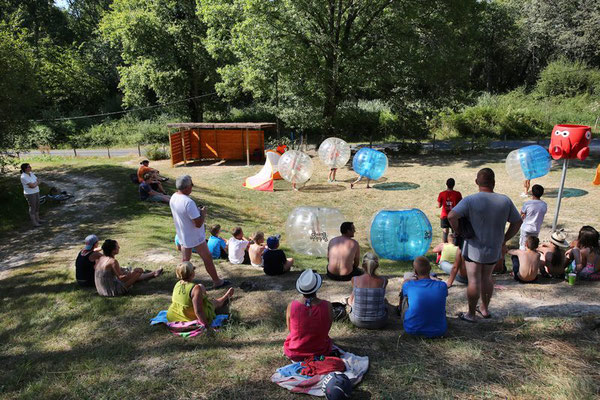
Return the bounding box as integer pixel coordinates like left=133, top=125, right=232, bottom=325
left=271, top=348, right=369, bottom=396
left=150, top=310, right=229, bottom=338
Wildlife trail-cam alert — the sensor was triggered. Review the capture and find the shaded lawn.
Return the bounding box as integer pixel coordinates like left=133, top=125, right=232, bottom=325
left=0, top=153, right=599, bottom=399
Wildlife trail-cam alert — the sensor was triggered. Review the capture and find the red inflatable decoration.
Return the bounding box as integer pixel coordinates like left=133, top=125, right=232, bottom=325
left=549, top=124, right=592, bottom=161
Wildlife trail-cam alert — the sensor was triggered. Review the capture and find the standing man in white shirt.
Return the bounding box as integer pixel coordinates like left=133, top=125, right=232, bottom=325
left=519, top=184, right=547, bottom=250
left=169, top=175, right=230, bottom=289
left=20, top=163, right=42, bottom=227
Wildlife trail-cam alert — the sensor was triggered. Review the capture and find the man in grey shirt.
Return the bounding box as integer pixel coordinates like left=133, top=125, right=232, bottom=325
left=448, top=168, right=522, bottom=322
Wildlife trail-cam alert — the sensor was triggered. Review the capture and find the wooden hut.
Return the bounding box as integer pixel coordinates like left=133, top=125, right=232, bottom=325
left=167, top=122, right=276, bottom=167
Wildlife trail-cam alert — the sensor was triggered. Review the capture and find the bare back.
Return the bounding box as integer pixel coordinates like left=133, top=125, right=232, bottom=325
left=327, top=235, right=359, bottom=276
left=516, top=249, right=542, bottom=281
left=95, top=255, right=121, bottom=277
left=249, top=243, right=265, bottom=265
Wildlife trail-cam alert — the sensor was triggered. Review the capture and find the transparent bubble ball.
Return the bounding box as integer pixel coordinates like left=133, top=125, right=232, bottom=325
left=277, top=150, right=314, bottom=184
left=285, top=206, right=346, bottom=257
left=352, top=147, right=388, bottom=180
left=369, top=209, right=432, bottom=261
left=318, top=137, right=351, bottom=169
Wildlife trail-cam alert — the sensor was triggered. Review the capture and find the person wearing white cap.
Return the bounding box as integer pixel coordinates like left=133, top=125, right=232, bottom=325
left=75, top=234, right=102, bottom=287
left=539, top=231, right=569, bottom=278
left=283, top=270, right=333, bottom=361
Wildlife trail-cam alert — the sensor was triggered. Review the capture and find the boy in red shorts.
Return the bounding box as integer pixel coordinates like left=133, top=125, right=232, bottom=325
left=437, top=178, right=462, bottom=243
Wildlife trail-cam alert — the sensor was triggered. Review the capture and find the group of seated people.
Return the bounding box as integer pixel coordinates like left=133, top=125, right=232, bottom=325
left=137, top=160, right=171, bottom=204
left=176, top=224, right=296, bottom=276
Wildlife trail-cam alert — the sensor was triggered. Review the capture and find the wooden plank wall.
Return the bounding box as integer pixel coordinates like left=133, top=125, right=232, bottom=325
left=170, top=131, right=184, bottom=166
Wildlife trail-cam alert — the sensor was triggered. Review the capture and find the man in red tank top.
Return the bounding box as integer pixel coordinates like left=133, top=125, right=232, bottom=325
left=437, top=178, right=462, bottom=243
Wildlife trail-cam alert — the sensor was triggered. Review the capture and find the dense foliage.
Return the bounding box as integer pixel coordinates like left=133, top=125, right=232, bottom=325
left=0, top=0, right=599, bottom=153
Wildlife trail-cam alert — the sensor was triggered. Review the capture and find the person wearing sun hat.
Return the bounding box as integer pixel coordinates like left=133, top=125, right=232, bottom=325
left=75, top=234, right=102, bottom=287
left=283, top=270, right=334, bottom=361
left=539, top=231, right=570, bottom=278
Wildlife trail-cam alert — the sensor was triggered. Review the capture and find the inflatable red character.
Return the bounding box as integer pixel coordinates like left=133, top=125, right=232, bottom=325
left=549, top=124, right=592, bottom=161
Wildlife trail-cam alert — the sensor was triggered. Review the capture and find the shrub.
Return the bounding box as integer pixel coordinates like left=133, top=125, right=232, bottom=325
left=535, top=58, right=600, bottom=97
left=145, top=143, right=170, bottom=160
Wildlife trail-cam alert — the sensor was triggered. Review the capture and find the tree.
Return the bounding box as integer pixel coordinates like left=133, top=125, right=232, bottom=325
left=100, top=0, right=219, bottom=121
left=201, top=0, right=402, bottom=134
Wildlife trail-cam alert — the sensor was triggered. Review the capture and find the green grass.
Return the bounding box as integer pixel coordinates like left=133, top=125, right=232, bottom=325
left=1, top=153, right=599, bottom=399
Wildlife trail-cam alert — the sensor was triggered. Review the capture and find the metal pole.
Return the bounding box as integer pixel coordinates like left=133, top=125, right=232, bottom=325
left=551, top=159, right=569, bottom=231
left=245, top=128, right=250, bottom=166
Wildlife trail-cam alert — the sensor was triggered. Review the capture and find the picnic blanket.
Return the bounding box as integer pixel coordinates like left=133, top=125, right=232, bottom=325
left=271, top=348, right=369, bottom=396
left=150, top=310, right=229, bottom=338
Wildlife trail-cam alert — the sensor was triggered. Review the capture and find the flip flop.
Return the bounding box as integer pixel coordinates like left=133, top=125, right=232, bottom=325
left=457, top=312, right=476, bottom=323
left=475, top=306, right=491, bottom=319
left=212, top=279, right=231, bottom=289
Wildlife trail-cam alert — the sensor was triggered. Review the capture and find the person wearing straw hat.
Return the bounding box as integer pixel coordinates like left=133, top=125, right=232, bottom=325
left=284, top=270, right=333, bottom=361
left=75, top=234, right=102, bottom=287
left=539, top=231, right=569, bottom=278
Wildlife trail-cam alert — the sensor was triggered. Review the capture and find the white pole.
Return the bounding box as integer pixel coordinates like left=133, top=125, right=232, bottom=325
left=551, top=159, right=569, bottom=231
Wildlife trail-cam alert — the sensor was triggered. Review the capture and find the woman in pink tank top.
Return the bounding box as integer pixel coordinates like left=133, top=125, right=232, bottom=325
left=284, top=270, right=333, bottom=361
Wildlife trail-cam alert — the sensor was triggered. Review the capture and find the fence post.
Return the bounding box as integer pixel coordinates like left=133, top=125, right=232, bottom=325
left=504, top=134, right=507, bottom=150
left=73, top=148, right=77, bottom=157
left=432, top=134, right=436, bottom=152
left=137, top=144, right=141, bottom=156
left=107, top=147, right=111, bottom=158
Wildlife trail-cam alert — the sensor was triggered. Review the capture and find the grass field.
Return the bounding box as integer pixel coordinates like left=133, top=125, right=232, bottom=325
left=1, top=150, right=599, bottom=399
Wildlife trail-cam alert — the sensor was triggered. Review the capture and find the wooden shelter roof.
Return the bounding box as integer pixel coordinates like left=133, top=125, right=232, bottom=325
left=167, top=122, right=276, bottom=130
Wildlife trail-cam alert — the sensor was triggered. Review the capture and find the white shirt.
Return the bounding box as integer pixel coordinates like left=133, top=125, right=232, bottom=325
left=20, top=172, right=39, bottom=195
left=228, top=237, right=249, bottom=264
left=169, top=192, right=205, bottom=248
left=521, top=199, right=547, bottom=233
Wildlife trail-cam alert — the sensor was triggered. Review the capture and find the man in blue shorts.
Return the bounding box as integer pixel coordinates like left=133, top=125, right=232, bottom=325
left=448, top=168, right=522, bottom=322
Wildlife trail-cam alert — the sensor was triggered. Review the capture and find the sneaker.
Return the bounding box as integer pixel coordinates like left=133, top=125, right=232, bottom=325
left=520, top=192, right=528, bottom=198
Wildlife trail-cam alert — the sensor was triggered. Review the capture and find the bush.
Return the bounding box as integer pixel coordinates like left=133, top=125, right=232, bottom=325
left=145, top=143, right=170, bottom=160
left=535, top=59, right=600, bottom=97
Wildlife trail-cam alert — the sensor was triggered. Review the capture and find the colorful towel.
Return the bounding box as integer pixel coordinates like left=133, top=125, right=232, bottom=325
left=150, top=310, right=229, bottom=338
left=271, top=348, right=369, bottom=396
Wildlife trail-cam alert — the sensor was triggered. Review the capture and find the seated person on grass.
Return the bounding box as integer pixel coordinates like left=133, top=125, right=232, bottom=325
left=249, top=231, right=266, bottom=268
left=167, top=261, right=234, bottom=326
left=432, top=233, right=467, bottom=286
left=139, top=173, right=170, bottom=204
left=539, top=231, right=569, bottom=278
left=508, top=236, right=542, bottom=283
left=137, top=159, right=168, bottom=183
left=327, top=222, right=362, bottom=281
left=348, top=252, right=388, bottom=329
left=399, top=257, right=448, bottom=338
left=95, top=239, right=162, bottom=297
left=75, top=234, right=102, bottom=287
left=570, top=227, right=600, bottom=281
left=227, top=227, right=251, bottom=265
left=284, top=270, right=333, bottom=361
left=207, top=224, right=228, bottom=260
left=263, top=235, right=294, bottom=276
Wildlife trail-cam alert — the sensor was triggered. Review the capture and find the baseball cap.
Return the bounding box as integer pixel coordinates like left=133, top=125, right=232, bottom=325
left=140, top=160, right=149, bottom=165
left=266, top=234, right=281, bottom=249
left=84, top=234, right=98, bottom=250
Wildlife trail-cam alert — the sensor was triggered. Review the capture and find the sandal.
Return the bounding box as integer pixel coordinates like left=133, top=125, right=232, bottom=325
left=475, top=306, right=491, bottom=319
left=457, top=312, right=476, bottom=323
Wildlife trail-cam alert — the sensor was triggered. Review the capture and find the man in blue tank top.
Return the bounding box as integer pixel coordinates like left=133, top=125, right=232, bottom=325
left=400, top=257, right=448, bottom=338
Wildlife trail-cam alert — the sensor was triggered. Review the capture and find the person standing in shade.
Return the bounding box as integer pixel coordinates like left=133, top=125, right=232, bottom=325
left=20, top=163, right=43, bottom=227
left=75, top=234, right=102, bottom=287
left=519, top=184, right=547, bottom=250
left=448, top=168, right=522, bottom=322
left=169, top=175, right=230, bottom=289
left=437, top=178, right=462, bottom=243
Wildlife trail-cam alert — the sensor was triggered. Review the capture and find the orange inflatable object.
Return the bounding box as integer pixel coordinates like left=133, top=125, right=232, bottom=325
left=243, top=150, right=282, bottom=191
left=594, top=164, right=600, bottom=185
left=549, top=124, right=592, bottom=161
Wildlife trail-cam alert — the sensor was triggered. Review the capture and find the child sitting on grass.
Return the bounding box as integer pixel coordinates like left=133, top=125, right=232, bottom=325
left=508, top=236, right=542, bottom=283
left=207, top=224, right=228, bottom=259
left=167, top=261, right=234, bottom=326
left=249, top=231, right=266, bottom=268
left=263, top=235, right=294, bottom=276
left=227, top=227, right=251, bottom=265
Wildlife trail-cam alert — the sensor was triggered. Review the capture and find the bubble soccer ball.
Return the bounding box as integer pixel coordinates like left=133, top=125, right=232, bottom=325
left=369, top=209, right=432, bottom=261
left=318, top=137, right=351, bottom=169
left=286, top=206, right=346, bottom=257
left=352, top=147, right=387, bottom=180
left=277, top=150, right=314, bottom=184
left=505, top=145, right=552, bottom=181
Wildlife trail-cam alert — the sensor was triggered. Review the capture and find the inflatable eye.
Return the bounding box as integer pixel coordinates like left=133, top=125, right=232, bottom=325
left=586, top=131, right=592, bottom=140
left=554, top=130, right=560, bottom=135
left=561, top=131, right=570, bottom=137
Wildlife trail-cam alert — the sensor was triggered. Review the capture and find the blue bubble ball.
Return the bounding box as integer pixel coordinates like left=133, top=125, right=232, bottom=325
left=369, top=209, right=432, bottom=261
left=505, top=145, right=551, bottom=181
left=352, top=147, right=388, bottom=180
